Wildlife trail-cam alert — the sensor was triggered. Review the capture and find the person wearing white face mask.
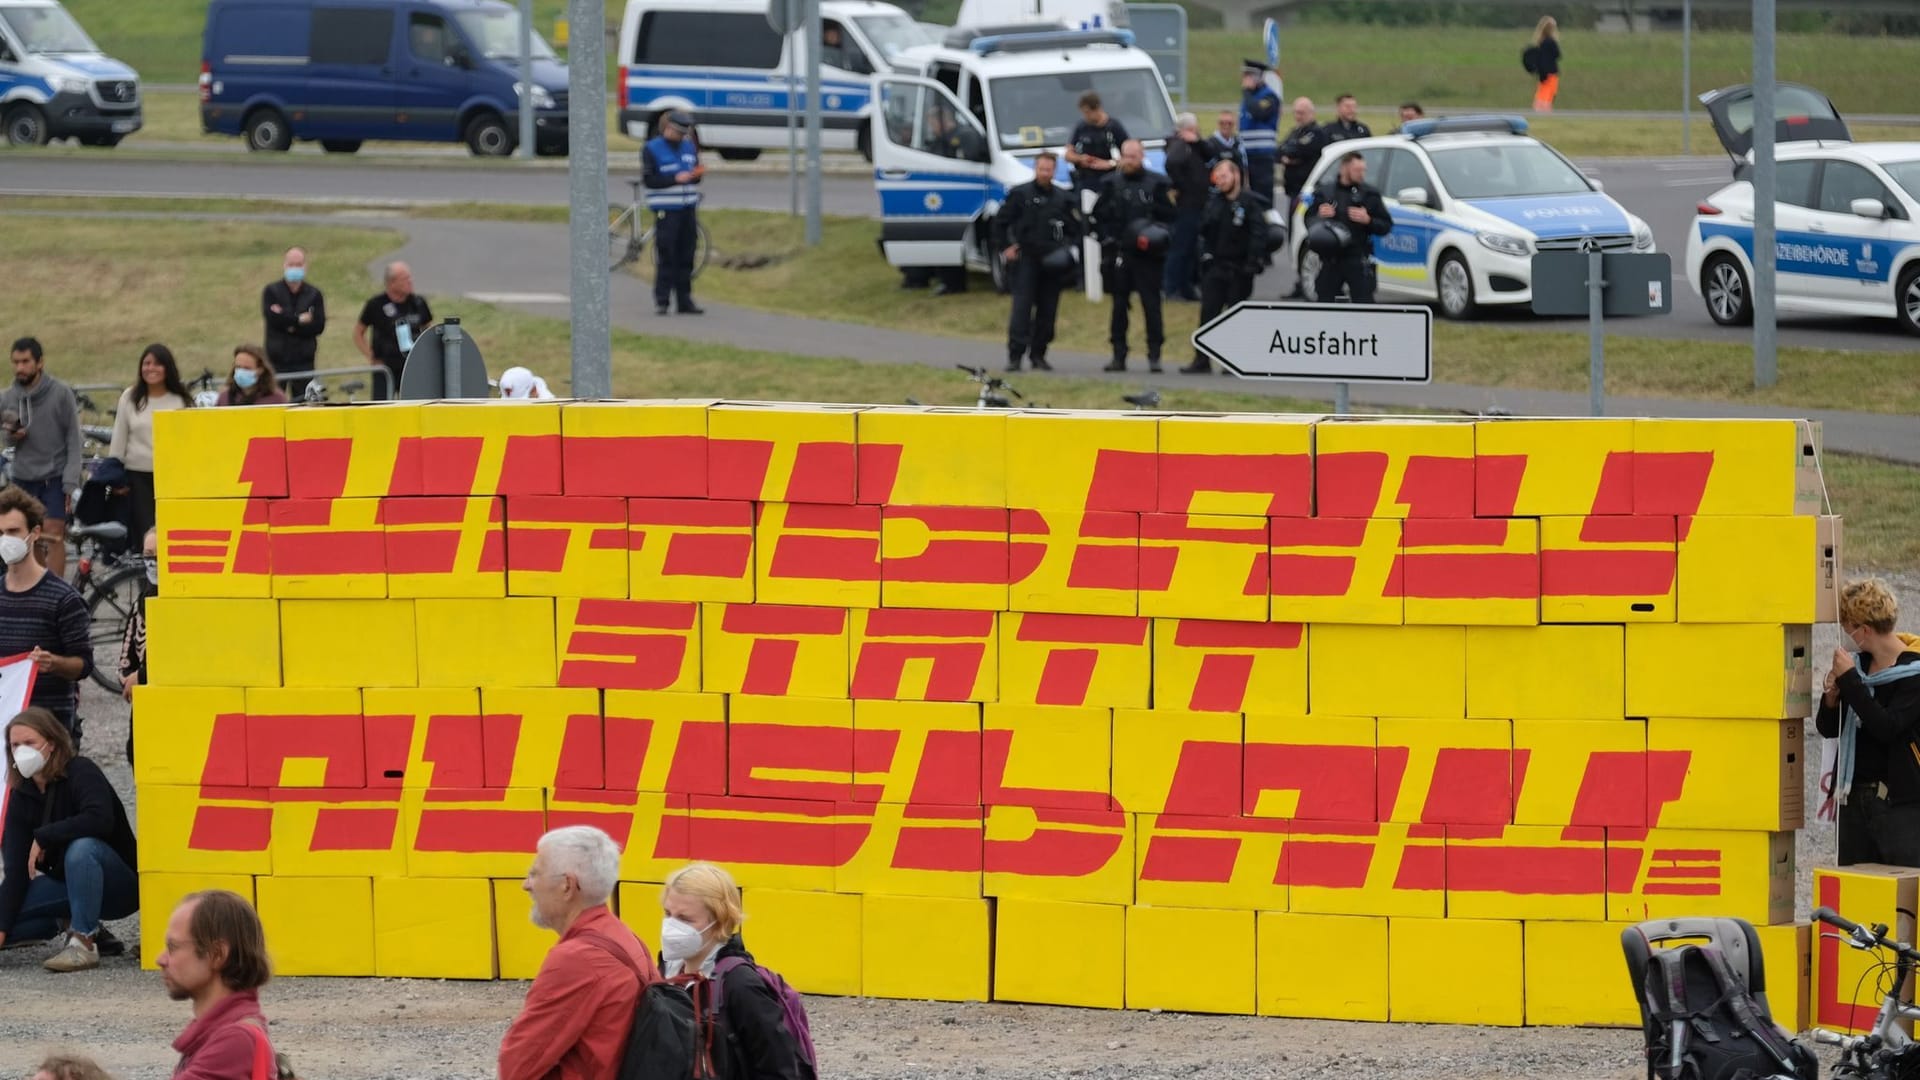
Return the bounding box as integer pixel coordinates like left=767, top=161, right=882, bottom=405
left=500, top=826, right=660, bottom=1080
left=661, top=862, right=813, bottom=1080
left=0, top=706, right=139, bottom=972
left=0, top=486, right=94, bottom=738
left=1817, top=577, right=1920, bottom=866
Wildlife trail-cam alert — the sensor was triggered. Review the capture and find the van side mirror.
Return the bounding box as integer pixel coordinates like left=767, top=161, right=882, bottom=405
left=1851, top=197, right=1888, bottom=220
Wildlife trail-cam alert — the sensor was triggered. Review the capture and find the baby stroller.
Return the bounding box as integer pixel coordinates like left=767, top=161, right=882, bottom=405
left=1622, top=917, right=1817, bottom=1080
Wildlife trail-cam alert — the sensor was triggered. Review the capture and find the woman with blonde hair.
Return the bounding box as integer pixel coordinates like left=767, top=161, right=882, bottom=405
left=1817, top=577, right=1920, bottom=866
left=1528, top=16, right=1561, bottom=113
left=660, top=862, right=813, bottom=1079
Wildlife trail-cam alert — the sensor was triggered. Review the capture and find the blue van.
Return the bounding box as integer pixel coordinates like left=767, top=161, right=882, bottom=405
left=0, top=0, right=141, bottom=147
left=200, top=0, right=570, bottom=156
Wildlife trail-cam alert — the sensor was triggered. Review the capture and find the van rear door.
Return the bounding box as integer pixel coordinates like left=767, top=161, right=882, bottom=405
left=872, top=75, right=991, bottom=268
left=396, top=7, right=467, bottom=141
left=306, top=4, right=399, bottom=140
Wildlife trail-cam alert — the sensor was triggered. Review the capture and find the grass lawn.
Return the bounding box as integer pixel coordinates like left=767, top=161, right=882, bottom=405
left=1, top=211, right=1912, bottom=567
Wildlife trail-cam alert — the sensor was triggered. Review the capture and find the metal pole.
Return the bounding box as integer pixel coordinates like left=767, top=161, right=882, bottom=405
left=1752, top=0, right=1778, bottom=388
left=1680, top=0, right=1691, bottom=154
left=518, top=0, right=535, bottom=159
left=1587, top=247, right=1606, bottom=416
left=443, top=317, right=465, bottom=397
left=568, top=0, right=613, bottom=398
left=1333, top=382, right=1349, bottom=416
left=787, top=0, right=798, bottom=217
left=804, top=0, right=823, bottom=245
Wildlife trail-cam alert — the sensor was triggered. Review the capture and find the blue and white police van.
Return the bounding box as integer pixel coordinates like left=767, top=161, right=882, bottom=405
left=617, top=0, right=930, bottom=160
left=1685, top=82, right=1920, bottom=336
left=1289, top=116, right=1655, bottom=319
left=868, top=23, right=1176, bottom=289
left=0, top=0, right=139, bottom=147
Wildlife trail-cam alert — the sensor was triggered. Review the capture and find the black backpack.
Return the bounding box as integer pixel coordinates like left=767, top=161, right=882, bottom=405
left=1522, top=44, right=1542, bottom=74
left=1641, top=944, right=1816, bottom=1080
left=586, top=933, right=721, bottom=1080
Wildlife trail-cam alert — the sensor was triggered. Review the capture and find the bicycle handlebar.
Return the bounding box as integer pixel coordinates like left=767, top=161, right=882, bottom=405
left=1814, top=906, right=1920, bottom=962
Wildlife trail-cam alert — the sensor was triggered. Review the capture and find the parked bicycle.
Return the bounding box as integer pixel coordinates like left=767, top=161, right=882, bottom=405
left=187, top=368, right=222, bottom=409
left=610, top=179, right=714, bottom=274
left=1810, top=905, right=1920, bottom=1080
left=65, top=518, right=145, bottom=693
left=302, top=376, right=369, bottom=404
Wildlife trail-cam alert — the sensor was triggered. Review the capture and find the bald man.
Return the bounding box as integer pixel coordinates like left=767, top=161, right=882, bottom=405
left=354, top=261, right=433, bottom=399
left=261, top=245, right=326, bottom=392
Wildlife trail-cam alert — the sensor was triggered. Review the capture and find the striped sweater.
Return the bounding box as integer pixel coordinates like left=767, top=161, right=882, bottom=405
left=0, top=569, right=94, bottom=712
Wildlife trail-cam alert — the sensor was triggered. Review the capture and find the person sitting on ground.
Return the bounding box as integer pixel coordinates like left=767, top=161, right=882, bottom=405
left=159, top=890, right=282, bottom=1080
left=0, top=707, right=138, bottom=971
left=662, top=861, right=810, bottom=1080
left=32, top=1054, right=118, bottom=1080
left=1818, top=576, right=1920, bottom=867
left=215, top=345, right=288, bottom=407
left=500, top=826, right=658, bottom=1080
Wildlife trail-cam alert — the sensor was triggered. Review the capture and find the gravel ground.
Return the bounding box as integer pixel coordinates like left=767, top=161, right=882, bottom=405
left=3, top=570, right=1913, bottom=1080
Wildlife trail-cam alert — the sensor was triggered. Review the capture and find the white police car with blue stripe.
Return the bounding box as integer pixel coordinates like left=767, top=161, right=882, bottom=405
left=1289, top=116, right=1654, bottom=319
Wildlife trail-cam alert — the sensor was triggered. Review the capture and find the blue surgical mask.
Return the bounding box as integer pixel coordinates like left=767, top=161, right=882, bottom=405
left=233, top=368, right=260, bottom=390
left=284, top=266, right=306, bottom=284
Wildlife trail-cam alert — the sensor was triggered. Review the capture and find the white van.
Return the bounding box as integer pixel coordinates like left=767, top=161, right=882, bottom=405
left=870, top=24, right=1175, bottom=286
left=616, top=0, right=929, bottom=159
left=0, top=0, right=140, bottom=147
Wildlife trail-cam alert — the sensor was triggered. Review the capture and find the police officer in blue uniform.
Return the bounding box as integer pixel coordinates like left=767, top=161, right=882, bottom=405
left=641, top=110, right=705, bottom=315
left=1238, top=60, right=1282, bottom=210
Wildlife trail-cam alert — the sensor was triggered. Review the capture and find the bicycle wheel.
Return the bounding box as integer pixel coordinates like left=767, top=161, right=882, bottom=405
left=692, top=221, right=714, bottom=278
left=85, top=564, right=146, bottom=693
left=609, top=205, right=645, bottom=271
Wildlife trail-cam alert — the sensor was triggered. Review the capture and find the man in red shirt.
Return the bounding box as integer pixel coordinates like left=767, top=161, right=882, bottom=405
left=500, top=826, right=660, bottom=1080
left=159, top=890, right=278, bottom=1080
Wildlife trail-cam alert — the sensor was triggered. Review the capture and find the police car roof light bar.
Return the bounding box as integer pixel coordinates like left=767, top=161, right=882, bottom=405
left=941, top=21, right=1069, bottom=48
left=1402, top=115, right=1530, bottom=140
left=968, top=28, right=1134, bottom=55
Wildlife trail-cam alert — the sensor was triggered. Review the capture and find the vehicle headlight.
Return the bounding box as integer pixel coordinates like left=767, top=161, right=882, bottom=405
left=1633, top=222, right=1655, bottom=250
left=515, top=83, right=555, bottom=109
left=53, top=77, right=91, bottom=95
left=1477, top=231, right=1533, bottom=257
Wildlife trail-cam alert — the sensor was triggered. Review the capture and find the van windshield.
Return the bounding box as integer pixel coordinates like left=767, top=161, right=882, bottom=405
left=0, top=5, right=99, bottom=54
left=987, top=67, right=1172, bottom=150
left=853, top=14, right=930, bottom=62
left=452, top=8, right=557, bottom=61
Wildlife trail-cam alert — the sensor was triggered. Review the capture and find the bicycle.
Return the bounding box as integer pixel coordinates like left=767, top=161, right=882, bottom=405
left=301, top=377, right=369, bottom=404
left=609, top=179, right=714, bottom=274
left=187, top=368, right=222, bottom=409
left=65, top=518, right=145, bottom=693
left=1809, top=905, right=1920, bottom=1080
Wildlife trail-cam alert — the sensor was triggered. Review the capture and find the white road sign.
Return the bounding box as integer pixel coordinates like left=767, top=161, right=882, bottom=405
left=1191, top=301, right=1433, bottom=383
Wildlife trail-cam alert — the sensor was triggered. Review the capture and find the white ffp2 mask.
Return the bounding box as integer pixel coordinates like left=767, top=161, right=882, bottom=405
left=0, top=535, right=29, bottom=566
left=12, top=744, right=46, bottom=779
left=660, top=916, right=712, bottom=963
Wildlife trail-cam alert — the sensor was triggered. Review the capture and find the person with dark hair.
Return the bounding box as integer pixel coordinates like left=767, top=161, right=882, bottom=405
left=160, top=890, right=279, bottom=1080
left=0, top=706, right=138, bottom=972
left=1093, top=139, right=1176, bottom=373
left=1310, top=150, right=1393, bottom=304
left=1397, top=102, right=1425, bottom=127
left=994, top=151, right=1082, bottom=374
left=1182, top=157, right=1268, bottom=375
left=260, top=245, right=325, bottom=394
left=1319, top=93, right=1371, bottom=145
left=108, top=344, right=190, bottom=549
left=641, top=110, right=707, bottom=317
left=216, top=345, right=288, bottom=407
left=1, top=337, right=83, bottom=578
left=0, top=486, right=93, bottom=736
left=1066, top=91, right=1127, bottom=174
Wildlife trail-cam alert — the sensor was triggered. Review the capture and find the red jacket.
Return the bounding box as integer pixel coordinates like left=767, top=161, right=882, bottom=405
left=173, top=989, right=270, bottom=1079
left=499, top=906, right=660, bottom=1080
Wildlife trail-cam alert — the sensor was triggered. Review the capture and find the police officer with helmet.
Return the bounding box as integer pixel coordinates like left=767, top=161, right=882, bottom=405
left=1093, top=139, right=1177, bottom=373
left=641, top=109, right=705, bottom=316
left=1308, top=149, right=1393, bottom=304
left=1182, top=158, right=1269, bottom=375
left=994, top=152, right=1082, bottom=373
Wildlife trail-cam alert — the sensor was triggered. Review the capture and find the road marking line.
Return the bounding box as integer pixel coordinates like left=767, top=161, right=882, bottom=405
left=466, top=291, right=570, bottom=304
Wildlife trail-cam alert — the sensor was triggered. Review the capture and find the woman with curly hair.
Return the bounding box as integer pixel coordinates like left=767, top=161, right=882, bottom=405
left=1818, top=577, right=1920, bottom=865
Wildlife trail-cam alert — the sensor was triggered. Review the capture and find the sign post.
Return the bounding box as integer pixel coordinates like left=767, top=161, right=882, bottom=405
left=398, top=320, right=490, bottom=400
left=1190, top=301, right=1432, bottom=414
left=1530, top=248, right=1673, bottom=416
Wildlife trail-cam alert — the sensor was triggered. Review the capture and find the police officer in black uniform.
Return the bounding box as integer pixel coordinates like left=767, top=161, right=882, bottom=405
left=1094, top=140, right=1177, bottom=373
left=1182, top=158, right=1269, bottom=375
left=1310, top=150, right=1393, bottom=304
left=994, top=151, right=1082, bottom=373
left=1066, top=91, right=1128, bottom=176
left=1319, top=93, right=1373, bottom=146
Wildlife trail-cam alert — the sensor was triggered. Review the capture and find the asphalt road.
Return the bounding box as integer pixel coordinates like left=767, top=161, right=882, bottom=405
left=3, top=153, right=1915, bottom=351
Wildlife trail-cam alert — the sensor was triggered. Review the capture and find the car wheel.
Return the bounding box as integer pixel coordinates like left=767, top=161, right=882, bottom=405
left=1296, top=249, right=1322, bottom=302
left=1897, top=265, right=1920, bottom=337
left=5, top=104, right=50, bottom=147
left=244, top=108, right=293, bottom=152
left=321, top=139, right=363, bottom=154
left=1437, top=251, right=1476, bottom=319
left=465, top=112, right=512, bottom=157
left=716, top=147, right=761, bottom=162
left=1701, top=253, right=1753, bottom=326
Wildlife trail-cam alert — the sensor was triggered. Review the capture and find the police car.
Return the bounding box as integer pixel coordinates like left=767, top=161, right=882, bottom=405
left=0, top=0, right=140, bottom=147
left=1684, top=82, right=1920, bottom=336
left=1289, top=116, right=1654, bottom=319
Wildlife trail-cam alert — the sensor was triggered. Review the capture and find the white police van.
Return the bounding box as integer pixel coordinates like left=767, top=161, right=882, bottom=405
left=1288, top=116, right=1654, bottom=319
left=617, top=0, right=929, bottom=160
left=1684, top=82, right=1920, bottom=336
left=0, top=0, right=140, bottom=147
left=869, top=23, right=1175, bottom=288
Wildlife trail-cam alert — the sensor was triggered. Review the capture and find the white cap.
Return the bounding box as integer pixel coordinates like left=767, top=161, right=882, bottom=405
left=498, top=366, right=549, bottom=400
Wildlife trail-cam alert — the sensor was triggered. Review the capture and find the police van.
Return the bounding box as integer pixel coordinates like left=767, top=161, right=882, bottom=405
left=617, top=0, right=928, bottom=159
left=869, top=23, right=1175, bottom=288
left=0, top=0, right=139, bottom=147
left=1288, top=116, right=1655, bottom=319
left=1684, top=82, right=1920, bottom=336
